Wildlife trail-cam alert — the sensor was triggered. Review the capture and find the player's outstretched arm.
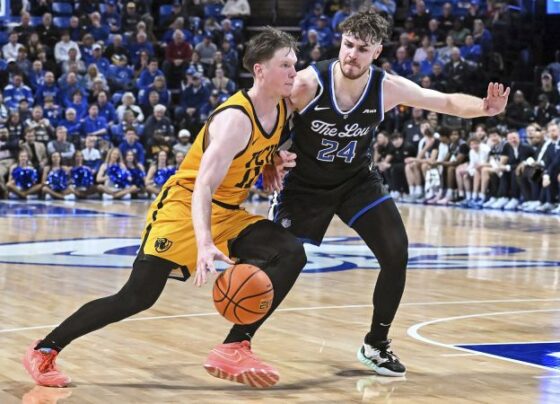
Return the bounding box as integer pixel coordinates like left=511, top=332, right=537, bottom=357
left=383, top=74, right=510, bottom=119
left=192, top=109, right=251, bottom=286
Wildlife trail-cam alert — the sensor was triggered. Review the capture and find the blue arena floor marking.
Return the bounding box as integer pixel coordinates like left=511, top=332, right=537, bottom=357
left=0, top=201, right=131, bottom=217
left=457, top=342, right=560, bottom=371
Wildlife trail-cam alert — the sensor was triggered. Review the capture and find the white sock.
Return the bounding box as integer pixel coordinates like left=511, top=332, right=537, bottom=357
left=416, top=185, right=423, bottom=195
left=466, top=191, right=472, bottom=199
left=446, top=188, right=453, bottom=198
left=458, top=190, right=465, bottom=197
left=478, top=193, right=485, bottom=200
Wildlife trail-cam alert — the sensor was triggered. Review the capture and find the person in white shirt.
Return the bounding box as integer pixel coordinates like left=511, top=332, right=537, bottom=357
left=221, top=0, right=251, bottom=18
left=2, top=32, right=23, bottom=60
left=81, top=135, right=102, bottom=173
left=54, top=31, right=81, bottom=63
left=457, top=136, right=490, bottom=205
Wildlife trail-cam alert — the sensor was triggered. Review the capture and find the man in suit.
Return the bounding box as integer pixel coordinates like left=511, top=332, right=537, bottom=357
left=20, top=127, right=48, bottom=172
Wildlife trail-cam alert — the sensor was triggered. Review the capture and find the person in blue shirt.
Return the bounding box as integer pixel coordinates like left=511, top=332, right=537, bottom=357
left=137, top=59, right=164, bottom=91
left=102, top=0, right=121, bottom=34
left=35, top=72, right=61, bottom=106
left=90, top=44, right=111, bottom=75
left=460, top=35, right=482, bottom=63
left=107, top=55, right=135, bottom=92
left=300, top=2, right=325, bottom=32
left=139, top=76, right=170, bottom=108
left=59, top=108, right=83, bottom=147
left=420, top=47, right=440, bottom=76
left=129, top=31, right=155, bottom=65
left=176, top=72, right=209, bottom=123
left=118, top=128, right=146, bottom=165
left=87, top=12, right=110, bottom=42
left=3, top=74, right=33, bottom=111
left=331, top=1, right=352, bottom=32
left=42, top=96, right=61, bottom=127
left=28, top=61, right=46, bottom=91
left=83, top=104, right=109, bottom=140
left=96, top=91, right=117, bottom=126
left=64, top=91, right=89, bottom=121
left=392, top=47, right=413, bottom=77
left=313, top=16, right=334, bottom=49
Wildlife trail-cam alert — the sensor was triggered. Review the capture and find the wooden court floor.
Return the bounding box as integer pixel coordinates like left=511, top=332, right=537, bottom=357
left=0, top=199, right=559, bottom=403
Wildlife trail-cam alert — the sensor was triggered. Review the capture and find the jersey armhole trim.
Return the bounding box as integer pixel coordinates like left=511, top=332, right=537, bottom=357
left=299, top=64, right=324, bottom=115
left=379, top=69, right=386, bottom=123
left=202, top=105, right=254, bottom=160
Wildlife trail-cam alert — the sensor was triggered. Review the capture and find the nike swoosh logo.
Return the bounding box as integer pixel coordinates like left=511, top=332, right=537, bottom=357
left=212, top=349, right=244, bottom=363
left=314, top=106, right=330, bottom=111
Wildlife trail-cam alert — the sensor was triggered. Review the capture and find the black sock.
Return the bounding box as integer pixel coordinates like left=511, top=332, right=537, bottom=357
left=35, top=339, right=62, bottom=352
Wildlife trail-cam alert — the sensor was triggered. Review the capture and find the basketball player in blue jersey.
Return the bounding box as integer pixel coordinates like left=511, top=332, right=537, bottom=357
left=222, top=11, right=510, bottom=377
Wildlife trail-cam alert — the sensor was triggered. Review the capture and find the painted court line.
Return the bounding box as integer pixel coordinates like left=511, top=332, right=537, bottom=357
left=2, top=297, right=560, bottom=335
left=407, top=308, right=560, bottom=373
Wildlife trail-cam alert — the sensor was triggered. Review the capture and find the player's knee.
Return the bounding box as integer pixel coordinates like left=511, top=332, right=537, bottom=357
left=276, top=231, right=307, bottom=269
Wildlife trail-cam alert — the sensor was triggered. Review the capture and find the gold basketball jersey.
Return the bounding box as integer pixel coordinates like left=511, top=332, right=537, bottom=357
left=170, top=90, right=287, bottom=206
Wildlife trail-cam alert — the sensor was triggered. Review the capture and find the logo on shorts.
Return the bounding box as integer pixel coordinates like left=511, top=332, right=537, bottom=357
left=281, top=218, right=291, bottom=228
left=154, top=237, right=173, bottom=253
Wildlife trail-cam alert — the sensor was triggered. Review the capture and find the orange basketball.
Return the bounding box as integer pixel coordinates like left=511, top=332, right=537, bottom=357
left=213, top=264, right=274, bottom=325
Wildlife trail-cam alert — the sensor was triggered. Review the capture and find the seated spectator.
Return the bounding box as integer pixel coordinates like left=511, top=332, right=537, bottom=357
left=434, top=129, right=470, bottom=204
left=140, top=76, right=170, bottom=108
left=4, top=74, right=33, bottom=111
left=177, top=71, right=209, bottom=126
left=48, top=126, right=76, bottom=166
left=20, top=127, right=48, bottom=172
left=84, top=64, right=108, bottom=93
left=28, top=60, right=46, bottom=91
left=384, top=132, right=416, bottom=199
left=411, top=0, right=431, bottom=32
left=42, top=152, right=74, bottom=200
left=25, top=106, right=54, bottom=142
left=392, top=47, right=413, bottom=77
left=144, top=150, right=174, bottom=197
left=221, top=0, right=251, bottom=18
left=129, top=31, right=155, bottom=66
left=6, top=111, right=24, bottom=141
left=195, top=33, right=218, bottom=67
left=54, top=31, right=81, bottom=64
left=59, top=108, right=83, bottom=148
left=42, top=95, right=61, bottom=126
left=89, top=43, right=111, bottom=75
left=163, top=30, right=193, bottom=90
left=104, top=34, right=129, bottom=62
left=420, top=47, right=439, bottom=76
left=220, top=40, right=239, bottom=78
left=186, top=51, right=206, bottom=77
left=533, top=70, right=560, bottom=106
left=162, top=17, right=194, bottom=45
left=456, top=136, right=490, bottom=206
left=122, top=2, right=141, bottom=35
left=81, top=135, right=103, bottom=173
left=2, top=32, right=23, bottom=61
left=534, top=94, right=559, bottom=127
left=211, top=68, right=236, bottom=95
left=137, top=59, right=164, bottom=91
left=448, top=17, right=470, bottom=46
left=119, top=128, right=146, bottom=165
left=413, top=36, right=431, bottom=63
left=36, top=13, right=60, bottom=51
left=0, top=94, right=8, bottom=127
left=546, top=50, right=560, bottom=84
left=116, top=92, right=144, bottom=123
left=35, top=71, right=60, bottom=106
left=96, top=148, right=138, bottom=200
left=173, top=129, right=192, bottom=156
left=443, top=47, right=468, bottom=92
left=6, top=150, right=42, bottom=200
left=71, top=150, right=100, bottom=199
left=371, top=0, right=396, bottom=16
left=87, top=12, right=110, bottom=42
left=96, top=91, right=117, bottom=127
left=108, top=55, right=135, bottom=92
left=460, top=35, right=482, bottom=63
left=478, top=129, right=507, bottom=207
left=83, top=105, right=109, bottom=141
left=312, top=16, right=334, bottom=49
left=61, top=49, right=87, bottom=75
left=207, top=51, right=235, bottom=79
left=141, top=91, right=161, bottom=119
left=218, top=19, right=243, bottom=49
left=13, top=11, right=34, bottom=45
left=64, top=90, right=88, bottom=121
left=408, top=62, right=423, bottom=85
left=472, top=19, right=492, bottom=55
left=426, top=19, right=445, bottom=47
left=68, top=16, right=85, bottom=42
left=437, top=35, right=455, bottom=66
left=123, top=149, right=146, bottom=196
left=144, top=104, right=175, bottom=155
left=103, top=0, right=122, bottom=34
left=505, top=90, right=534, bottom=130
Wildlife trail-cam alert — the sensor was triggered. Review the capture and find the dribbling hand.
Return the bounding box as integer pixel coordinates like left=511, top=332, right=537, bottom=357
left=194, top=243, right=234, bottom=287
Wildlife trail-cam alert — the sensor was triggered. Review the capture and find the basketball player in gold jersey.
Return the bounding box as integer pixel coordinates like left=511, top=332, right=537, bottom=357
left=23, top=28, right=305, bottom=389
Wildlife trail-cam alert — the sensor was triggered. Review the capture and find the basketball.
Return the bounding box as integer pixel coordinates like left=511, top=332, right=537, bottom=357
left=213, top=264, right=274, bottom=325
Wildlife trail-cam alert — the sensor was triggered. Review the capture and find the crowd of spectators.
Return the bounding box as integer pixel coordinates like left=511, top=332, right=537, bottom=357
left=0, top=0, right=250, bottom=200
